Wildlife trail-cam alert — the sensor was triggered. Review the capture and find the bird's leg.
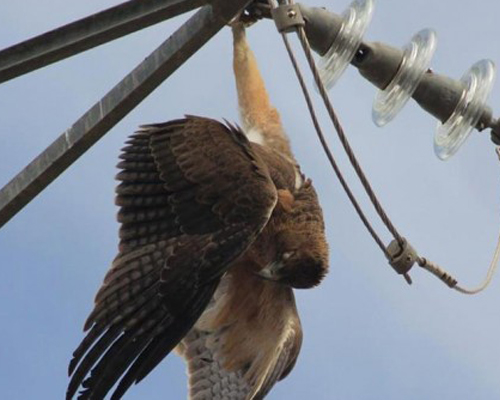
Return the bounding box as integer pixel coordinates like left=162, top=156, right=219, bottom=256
left=231, top=23, right=293, bottom=157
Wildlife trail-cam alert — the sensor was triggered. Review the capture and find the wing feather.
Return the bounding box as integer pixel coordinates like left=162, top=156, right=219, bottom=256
left=178, top=282, right=303, bottom=400
left=180, top=329, right=253, bottom=400
left=252, top=320, right=302, bottom=400
left=68, top=116, right=278, bottom=399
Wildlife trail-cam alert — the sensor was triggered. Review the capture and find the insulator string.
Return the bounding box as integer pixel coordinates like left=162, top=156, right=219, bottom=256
left=266, top=0, right=499, bottom=293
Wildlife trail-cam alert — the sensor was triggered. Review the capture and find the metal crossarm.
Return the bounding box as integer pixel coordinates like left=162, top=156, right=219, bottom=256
left=0, top=0, right=209, bottom=84
left=0, top=0, right=251, bottom=228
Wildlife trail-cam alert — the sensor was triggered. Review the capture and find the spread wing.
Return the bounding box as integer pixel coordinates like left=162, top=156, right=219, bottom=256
left=67, top=116, right=278, bottom=399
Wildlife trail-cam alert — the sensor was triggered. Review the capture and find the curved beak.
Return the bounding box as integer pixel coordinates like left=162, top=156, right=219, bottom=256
left=256, top=262, right=283, bottom=281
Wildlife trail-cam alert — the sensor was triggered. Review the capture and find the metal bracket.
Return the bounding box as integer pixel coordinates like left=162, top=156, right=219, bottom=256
left=0, top=0, right=210, bottom=84
left=271, top=4, right=305, bottom=33
left=0, top=0, right=251, bottom=229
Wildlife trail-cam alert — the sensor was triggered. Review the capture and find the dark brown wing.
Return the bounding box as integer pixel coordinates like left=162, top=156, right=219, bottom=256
left=67, top=116, right=277, bottom=399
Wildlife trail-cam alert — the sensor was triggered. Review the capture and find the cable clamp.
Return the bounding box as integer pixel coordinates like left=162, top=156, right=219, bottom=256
left=271, top=4, right=305, bottom=33
left=387, top=238, right=417, bottom=284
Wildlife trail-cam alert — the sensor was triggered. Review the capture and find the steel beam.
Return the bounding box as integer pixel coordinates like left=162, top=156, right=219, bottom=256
left=0, top=0, right=251, bottom=228
left=0, top=0, right=209, bottom=84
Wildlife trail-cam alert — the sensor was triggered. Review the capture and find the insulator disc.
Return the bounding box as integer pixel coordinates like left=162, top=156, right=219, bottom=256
left=318, top=0, right=374, bottom=89
left=372, top=29, right=437, bottom=126
left=434, top=59, right=496, bottom=160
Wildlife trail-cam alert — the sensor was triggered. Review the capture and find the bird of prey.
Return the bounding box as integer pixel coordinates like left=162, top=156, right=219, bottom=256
left=67, top=23, right=329, bottom=400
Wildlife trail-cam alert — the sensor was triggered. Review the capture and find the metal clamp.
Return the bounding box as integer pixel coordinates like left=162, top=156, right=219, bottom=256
left=271, top=4, right=305, bottom=33
left=387, top=238, right=417, bottom=284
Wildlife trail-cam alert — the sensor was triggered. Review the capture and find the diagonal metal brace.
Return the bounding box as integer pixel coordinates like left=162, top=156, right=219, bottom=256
left=0, top=0, right=251, bottom=229
left=0, top=0, right=209, bottom=84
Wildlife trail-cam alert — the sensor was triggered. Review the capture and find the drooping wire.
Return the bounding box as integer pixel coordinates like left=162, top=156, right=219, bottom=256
left=417, top=237, right=500, bottom=294
left=422, top=147, right=500, bottom=295
left=453, top=213, right=500, bottom=295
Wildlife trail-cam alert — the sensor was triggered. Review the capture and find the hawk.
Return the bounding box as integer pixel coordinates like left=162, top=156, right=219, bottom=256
left=67, top=24, right=329, bottom=399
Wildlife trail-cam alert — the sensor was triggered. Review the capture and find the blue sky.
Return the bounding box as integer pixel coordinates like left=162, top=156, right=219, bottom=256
left=1, top=1, right=500, bottom=399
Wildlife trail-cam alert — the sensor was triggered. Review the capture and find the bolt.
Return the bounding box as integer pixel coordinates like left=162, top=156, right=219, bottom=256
left=287, top=9, right=297, bottom=18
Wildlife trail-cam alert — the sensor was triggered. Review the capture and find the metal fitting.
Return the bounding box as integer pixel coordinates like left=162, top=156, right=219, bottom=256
left=490, top=119, right=500, bottom=145
left=387, top=238, right=417, bottom=276
left=417, top=257, right=458, bottom=288
left=351, top=41, right=404, bottom=90
left=271, top=4, right=305, bottom=33
left=297, top=4, right=343, bottom=56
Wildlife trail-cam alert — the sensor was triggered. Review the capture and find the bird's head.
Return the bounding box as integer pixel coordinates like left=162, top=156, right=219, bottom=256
left=258, top=231, right=329, bottom=289
left=257, top=179, right=329, bottom=288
